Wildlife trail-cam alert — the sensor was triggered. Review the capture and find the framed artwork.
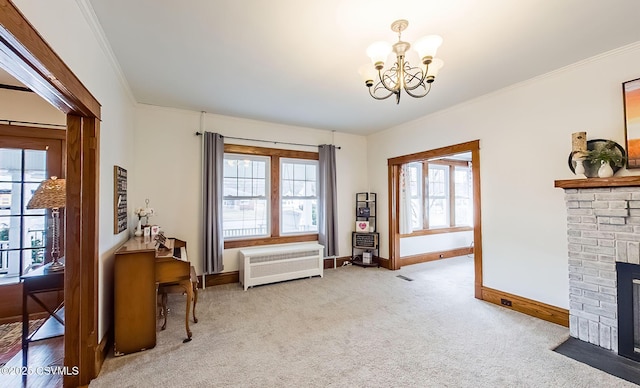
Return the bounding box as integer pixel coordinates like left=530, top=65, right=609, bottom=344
left=623, top=78, right=640, bottom=168
left=355, top=220, right=369, bottom=232
left=114, top=166, right=127, bottom=234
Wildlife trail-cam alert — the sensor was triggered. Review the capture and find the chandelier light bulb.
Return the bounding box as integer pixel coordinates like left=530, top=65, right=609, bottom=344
left=358, top=64, right=377, bottom=87
left=426, top=58, right=444, bottom=81
left=414, top=35, right=443, bottom=63
left=366, top=41, right=391, bottom=69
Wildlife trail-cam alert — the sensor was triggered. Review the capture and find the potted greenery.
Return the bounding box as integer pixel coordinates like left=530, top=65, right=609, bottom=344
left=586, top=140, right=626, bottom=178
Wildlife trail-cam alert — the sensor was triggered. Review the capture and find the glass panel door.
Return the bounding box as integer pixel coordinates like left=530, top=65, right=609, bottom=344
left=0, top=148, right=47, bottom=276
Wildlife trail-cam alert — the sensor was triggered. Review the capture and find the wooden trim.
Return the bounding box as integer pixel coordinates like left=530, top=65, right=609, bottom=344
left=388, top=140, right=480, bottom=166
left=0, top=123, right=66, bottom=139
left=224, top=234, right=318, bottom=249
left=554, top=176, right=640, bottom=189
left=471, top=145, right=483, bottom=299
left=400, top=226, right=473, bottom=238
left=0, top=2, right=101, bottom=386
left=94, top=332, right=110, bottom=378
left=80, top=116, right=99, bottom=381
left=481, top=287, right=569, bottom=327
left=0, top=1, right=101, bottom=118
left=271, top=155, right=280, bottom=237
left=388, top=164, right=399, bottom=270
left=224, top=144, right=318, bottom=160
left=201, top=271, right=239, bottom=288
left=399, top=247, right=473, bottom=266
left=376, top=256, right=391, bottom=269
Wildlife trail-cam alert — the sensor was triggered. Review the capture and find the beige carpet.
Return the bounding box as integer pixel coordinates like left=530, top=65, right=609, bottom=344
left=91, top=256, right=634, bottom=387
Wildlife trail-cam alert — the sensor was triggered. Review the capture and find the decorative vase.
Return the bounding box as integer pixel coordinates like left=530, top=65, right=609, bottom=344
left=597, top=160, right=614, bottom=178
left=134, top=219, right=143, bottom=237
left=572, top=156, right=586, bottom=178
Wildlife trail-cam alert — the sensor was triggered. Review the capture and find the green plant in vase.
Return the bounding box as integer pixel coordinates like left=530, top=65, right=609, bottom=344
left=586, top=140, right=626, bottom=178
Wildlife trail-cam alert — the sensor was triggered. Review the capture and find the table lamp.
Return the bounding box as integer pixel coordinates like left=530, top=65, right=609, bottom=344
left=26, top=176, right=66, bottom=272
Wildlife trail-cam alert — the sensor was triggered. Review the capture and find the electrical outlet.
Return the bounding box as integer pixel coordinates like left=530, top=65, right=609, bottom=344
left=500, top=298, right=512, bottom=307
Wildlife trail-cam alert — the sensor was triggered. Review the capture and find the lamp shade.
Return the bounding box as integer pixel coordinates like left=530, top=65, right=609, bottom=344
left=414, top=35, right=443, bottom=60
left=27, top=176, right=66, bottom=209
left=366, top=41, right=391, bottom=65
left=426, top=58, right=444, bottom=78
left=358, top=64, right=377, bottom=84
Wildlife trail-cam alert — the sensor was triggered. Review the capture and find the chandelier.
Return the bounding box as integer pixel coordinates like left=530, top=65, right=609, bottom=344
left=359, top=19, right=443, bottom=104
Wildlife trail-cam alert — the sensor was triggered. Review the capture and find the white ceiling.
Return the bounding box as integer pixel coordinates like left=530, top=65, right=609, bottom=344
left=81, top=0, right=640, bottom=135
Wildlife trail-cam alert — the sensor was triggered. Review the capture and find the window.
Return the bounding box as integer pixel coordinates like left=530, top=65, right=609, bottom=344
left=222, top=154, right=269, bottom=239
left=428, top=164, right=450, bottom=228
left=0, top=149, right=46, bottom=276
left=402, top=157, right=473, bottom=233
left=222, top=144, right=319, bottom=248
left=280, top=158, right=318, bottom=234
left=0, top=125, right=64, bottom=278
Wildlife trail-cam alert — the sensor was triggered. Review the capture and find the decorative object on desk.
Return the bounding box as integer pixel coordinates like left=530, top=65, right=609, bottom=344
left=151, top=225, right=160, bottom=237
left=114, top=166, right=127, bottom=234
left=26, top=176, right=65, bottom=272
left=134, top=199, right=155, bottom=236
left=567, top=139, right=626, bottom=178
left=623, top=77, right=640, bottom=168
left=356, top=220, right=369, bottom=232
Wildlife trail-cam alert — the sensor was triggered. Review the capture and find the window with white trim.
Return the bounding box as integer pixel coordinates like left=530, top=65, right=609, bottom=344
left=222, top=154, right=269, bottom=239
left=280, top=158, right=318, bottom=234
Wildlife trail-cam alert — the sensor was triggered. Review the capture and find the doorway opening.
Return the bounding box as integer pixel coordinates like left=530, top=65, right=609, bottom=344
left=388, top=140, right=483, bottom=298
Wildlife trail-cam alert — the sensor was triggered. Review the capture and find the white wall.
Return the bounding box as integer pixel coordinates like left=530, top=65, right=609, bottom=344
left=0, top=88, right=65, bottom=125
left=13, top=0, right=138, bottom=339
left=400, top=231, right=473, bottom=257
left=133, top=105, right=367, bottom=274
left=368, top=42, right=640, bottom=309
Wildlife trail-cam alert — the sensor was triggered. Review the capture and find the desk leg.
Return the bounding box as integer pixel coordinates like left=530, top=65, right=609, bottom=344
left=22, top=286, right=28, bottom=368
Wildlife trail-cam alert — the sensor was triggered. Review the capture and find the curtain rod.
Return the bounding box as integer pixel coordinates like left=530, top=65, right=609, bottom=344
left=194, top=132, right=341, bottom=149
left=0, top=119, right=66, bottom=128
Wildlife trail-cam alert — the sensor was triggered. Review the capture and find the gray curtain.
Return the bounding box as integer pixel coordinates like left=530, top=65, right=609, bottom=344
left=318, top=144, right=338, bottom=257
left=203, top=132, right=224, bottom=274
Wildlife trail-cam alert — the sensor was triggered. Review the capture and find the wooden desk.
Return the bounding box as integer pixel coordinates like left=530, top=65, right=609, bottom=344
left=21, top=264, right=64, bottom=368
left=113, top=236, right=193, bottom=356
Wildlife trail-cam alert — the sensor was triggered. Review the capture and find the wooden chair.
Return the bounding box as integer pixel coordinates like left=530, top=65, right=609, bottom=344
left=158, top=266, right=199, bottom=332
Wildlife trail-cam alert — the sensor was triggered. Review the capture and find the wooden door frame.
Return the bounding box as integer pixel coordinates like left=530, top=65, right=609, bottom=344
left=0, top=1, right=101, bottom=386
left=387, top=140, right=483, bottom=298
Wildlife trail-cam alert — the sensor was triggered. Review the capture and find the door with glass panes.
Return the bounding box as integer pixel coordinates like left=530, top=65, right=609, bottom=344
left=0, top=126, right=64, bottom=280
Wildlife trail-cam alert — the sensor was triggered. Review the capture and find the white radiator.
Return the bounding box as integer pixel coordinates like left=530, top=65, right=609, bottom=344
left=239, top=243, right=324, bottom=290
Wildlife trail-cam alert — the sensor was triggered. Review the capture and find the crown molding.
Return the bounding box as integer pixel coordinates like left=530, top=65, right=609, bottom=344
left=75, top=0, right=137, bottom=106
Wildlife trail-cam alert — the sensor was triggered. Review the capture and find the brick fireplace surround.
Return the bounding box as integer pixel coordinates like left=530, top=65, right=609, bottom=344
left=555, top=176, right=640, bottom=357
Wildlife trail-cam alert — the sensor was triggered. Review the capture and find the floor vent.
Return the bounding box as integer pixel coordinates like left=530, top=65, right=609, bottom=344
left=396, top=275, right=414, bottom=281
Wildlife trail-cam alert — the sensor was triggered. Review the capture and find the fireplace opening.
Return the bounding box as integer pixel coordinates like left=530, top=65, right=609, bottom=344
left=617, top=262, right=640, bottom=362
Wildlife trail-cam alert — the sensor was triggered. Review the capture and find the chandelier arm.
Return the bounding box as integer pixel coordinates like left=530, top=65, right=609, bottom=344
left=369, top=85, right=395, bottom=100
left=377, top=63, right=404, bottom=93
left=402, top=63, right=429, bottom=92
left=404, top=82, right=432, bottom=98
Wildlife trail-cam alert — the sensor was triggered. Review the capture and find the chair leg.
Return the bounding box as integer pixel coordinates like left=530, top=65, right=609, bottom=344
left=161, top=292, right=168, bottom=330
left=192, top=284, right=198, bottom=324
